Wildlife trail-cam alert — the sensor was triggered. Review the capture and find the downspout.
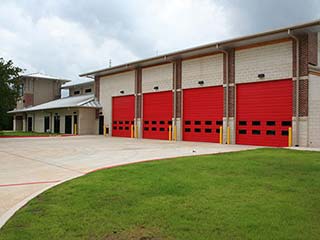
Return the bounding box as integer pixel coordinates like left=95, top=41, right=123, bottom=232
left=216, top=45, right=229, bottom=141
left=288, top=29, right=300, bottom=147
left=173, top=61, right=177, bottom=140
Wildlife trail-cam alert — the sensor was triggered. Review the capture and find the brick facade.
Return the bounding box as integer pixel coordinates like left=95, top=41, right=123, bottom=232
left=293, top=79, right=309, bottom=117
left=23, top=93, right=34, bottom=107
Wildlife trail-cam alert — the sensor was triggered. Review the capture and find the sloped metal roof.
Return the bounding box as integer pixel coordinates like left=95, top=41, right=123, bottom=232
left=8, top=94, right=101, bottom=113
left=21, top=73, right=71, bottom=82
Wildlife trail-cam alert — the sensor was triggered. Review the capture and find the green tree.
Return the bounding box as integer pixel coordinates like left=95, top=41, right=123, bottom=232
left=0, top=58, right=23, bottom=130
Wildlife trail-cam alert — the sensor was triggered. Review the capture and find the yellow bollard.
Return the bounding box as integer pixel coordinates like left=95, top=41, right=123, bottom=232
left=74, top=124, right=77, bottom=135
left=103, top=125, right=106, bottom=136
left=174, top=125, right=177, bottom=141
left=169, top=125, right=172, bottom=141
left=135, top=124, right=138, bottom=138
left=131, top=125, right=134, bottom=138
left=288, top=127, right=292, bottom=147
left=219, top=126, right=223, bottom=144
left=227, top=127, right=230, bottom=144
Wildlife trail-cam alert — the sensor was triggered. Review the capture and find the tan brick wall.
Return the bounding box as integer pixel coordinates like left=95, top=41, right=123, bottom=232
left=308, top=74, right=320, bottom=147
left=182, top=54, right=223, bottom=89
left=142, top=63, right=173, bottom=93
left=235, top=41, right=293, bottom=83
left=318, top=32, right=320, bottom=67
left=100, top=71, right=135, bottom=134
left=79, top=108, right=98, bottom=135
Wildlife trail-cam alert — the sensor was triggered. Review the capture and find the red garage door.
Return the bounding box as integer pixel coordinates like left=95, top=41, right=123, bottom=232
left=183, top=86, right=223, bottom=142
left=143, top=91, right=173, bottom=140
left=112, top=95, right=135, bottom=137
left=236, top=79, right=293, bottom=147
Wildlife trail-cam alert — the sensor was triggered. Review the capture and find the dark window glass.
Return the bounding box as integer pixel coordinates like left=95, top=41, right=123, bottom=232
left=267, top=121, right=276, bottom=126
left=144, top=127, right=149, bottom=131
left=160, top=121, right=165, bottom=125
left=85, top=88, right=92, bottom=93
left=125, top=127, right=129, bottom=130
left=282, top=121, right=292, bottom=127
left=113, top=127, right=117, bottom=130
left=282, top=130, right=289, bottom=136
left=185, top=121, right=191, bottom=125
left=160, top=128, right=165, bottom=132
left=216, top=129, right=220, bottom=133
left=185, top=128, right=191, bottom=132
left=205, top=121, right=212, bottom=125
left=113, top=121, right=117, bottom=124
left=144, top=121, right=149, bottom=124
left=252, top=130, right=261, bottom=135
left=266, top=130, right=276, bottom=135
left=216, top=121, right=223, bottom=126
left=125, top=121, right=129, bottom=124
left=119, top=121, right=123, bottom=124
left=252, top=121, right=261, bottom=126
left=239, top=129, right=247, bottom=134
left=168, top=120, right=172, bottom=125
left=195, top=128, right=201, bottom=133
left=74, top=90, right=80, bottom=95
left=152, top=121, right=157, bottom=125
left=195, top=121, right=201, bottom=125
left=152, top=127, right=157, bottom=131
left=119, top=127, right=123, bottom=130
left=205, top=128, right=212, bottom=133
left=131, top=121, right=134, bottom=124
left=239, top=121, right=247, bottom=126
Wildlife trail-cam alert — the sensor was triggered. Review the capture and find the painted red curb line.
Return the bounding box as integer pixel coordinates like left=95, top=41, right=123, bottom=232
left=0, top=135, right=77, bottom=138
left=0, top=180, right=61, bottom=188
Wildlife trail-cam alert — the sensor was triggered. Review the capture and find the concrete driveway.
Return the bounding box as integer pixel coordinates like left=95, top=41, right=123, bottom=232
left=0, top=136, right=257, bottom=228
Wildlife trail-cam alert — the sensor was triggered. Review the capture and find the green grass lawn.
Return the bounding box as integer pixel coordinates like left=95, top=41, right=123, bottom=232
left=1, top=149, right=320, bottom=240
left=0, top=131, right=58, bottom=136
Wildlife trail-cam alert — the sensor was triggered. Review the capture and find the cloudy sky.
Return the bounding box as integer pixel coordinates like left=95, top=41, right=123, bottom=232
left=1, top=0, right=319, bottom=84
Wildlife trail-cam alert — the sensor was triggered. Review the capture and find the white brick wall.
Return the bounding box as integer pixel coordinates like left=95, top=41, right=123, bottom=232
left=182, top=54, right=223, bottom=89
left=308, top=74, right=320, bottom=147
left=100, top=71, right=135, bottom=134
left=142, top=63, right=173, bottom=93
left=235, top=41, right=293, bottom=83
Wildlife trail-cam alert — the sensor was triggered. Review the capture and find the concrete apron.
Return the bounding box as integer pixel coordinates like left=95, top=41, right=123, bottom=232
left=0, top=136, right=258, bottom=229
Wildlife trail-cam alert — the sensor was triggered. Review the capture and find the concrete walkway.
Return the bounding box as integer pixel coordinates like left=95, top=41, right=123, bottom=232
left=0, top=136, right=257, bottom=228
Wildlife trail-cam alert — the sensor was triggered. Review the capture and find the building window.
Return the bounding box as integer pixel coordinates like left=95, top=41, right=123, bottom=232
left=74, top=90, right=80, bottom=95
left=19, top=84, right=24, bottom=96
left=85, top=88, right=92, bottom=93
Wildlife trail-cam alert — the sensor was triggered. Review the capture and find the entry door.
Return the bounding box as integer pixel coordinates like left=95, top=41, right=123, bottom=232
left=143, top=91, right=173, bottom=140
left=27, top=117, right=32, bottom=132
left=54, top=115, right=60, bottom=133
left=44, top=116, right=50, bottom=132
left=65, top=115, right=72, bottom=134
left=99, top=115, right=104, bottom=135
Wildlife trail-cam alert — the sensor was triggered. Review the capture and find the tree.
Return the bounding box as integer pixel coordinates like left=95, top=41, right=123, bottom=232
left=0, top=58, right=23, bottom=130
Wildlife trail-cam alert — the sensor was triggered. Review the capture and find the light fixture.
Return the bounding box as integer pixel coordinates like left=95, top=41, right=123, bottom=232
left=258, top=73, right=265, bottom=79
left=120, top=90, right=125, bottom=94
left=198, top=80, right=204, bottom=85
left=153, top=86, right=159, bottom=90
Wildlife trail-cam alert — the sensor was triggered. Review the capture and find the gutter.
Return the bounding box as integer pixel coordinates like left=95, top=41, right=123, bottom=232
left=288, top=29, right=300, bottom=147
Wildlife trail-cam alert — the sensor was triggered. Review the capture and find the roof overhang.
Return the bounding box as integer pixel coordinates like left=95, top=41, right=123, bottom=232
left=79, top=20, right=320, bottom=78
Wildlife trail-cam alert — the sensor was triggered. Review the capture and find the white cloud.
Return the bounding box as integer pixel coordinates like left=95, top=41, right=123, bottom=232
left=0, top=0, right=319, bottom=84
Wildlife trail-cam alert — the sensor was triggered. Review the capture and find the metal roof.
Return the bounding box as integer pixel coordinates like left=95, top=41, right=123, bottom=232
left=61, top=80, right=94, bottom=89
left=21, top=73, right=71, bottom=83
left=79, top=19, right=320, bottom=78
left=8, top=94, right=101, bottom=113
